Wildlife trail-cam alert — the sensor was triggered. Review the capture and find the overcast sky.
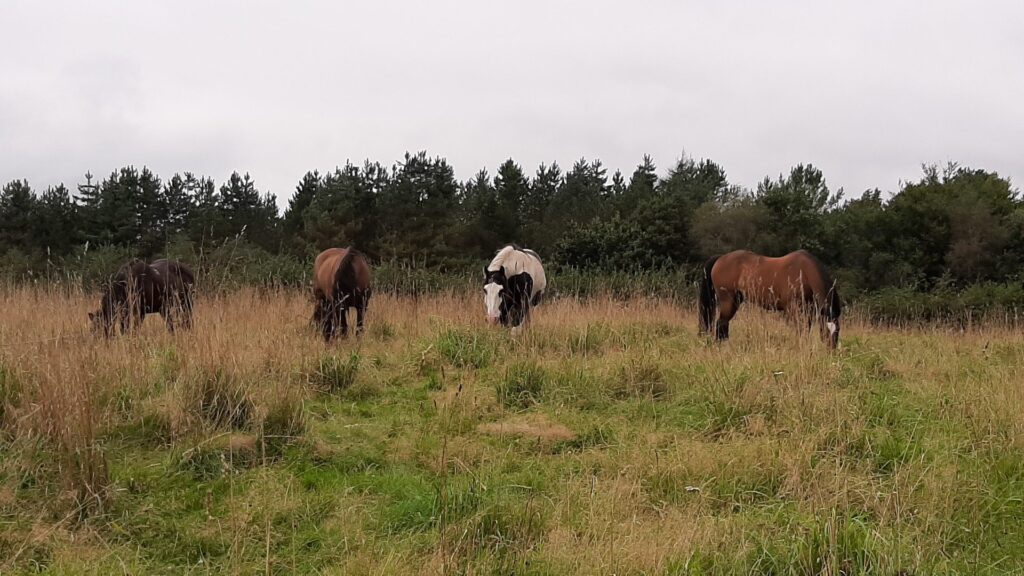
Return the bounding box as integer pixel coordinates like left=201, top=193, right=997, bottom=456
left=2, top=1, right=1022, bottom=208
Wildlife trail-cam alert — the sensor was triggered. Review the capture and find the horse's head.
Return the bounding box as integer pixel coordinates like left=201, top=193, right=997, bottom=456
left=825, top=319, right=840, bottom=349
left=483, top=266, right=507, bottom=325
left=825, top=282, right=842, bottom=349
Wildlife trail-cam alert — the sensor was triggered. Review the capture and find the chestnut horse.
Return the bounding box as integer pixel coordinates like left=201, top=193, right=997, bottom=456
left=89, top=258, right=195, bottom=336
left=312, top=247, right=372, bottom=341
left=698, top=249, right=842, bottom=348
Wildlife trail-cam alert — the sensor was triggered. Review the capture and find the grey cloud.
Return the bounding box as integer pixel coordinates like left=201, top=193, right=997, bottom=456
left=1, top=0, right=1021, bottom=207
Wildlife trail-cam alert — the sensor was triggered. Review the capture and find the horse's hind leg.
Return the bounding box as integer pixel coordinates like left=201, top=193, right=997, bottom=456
left=715, top=292, right=739, bottom=341
left=338, top=305, right=350, bottom=338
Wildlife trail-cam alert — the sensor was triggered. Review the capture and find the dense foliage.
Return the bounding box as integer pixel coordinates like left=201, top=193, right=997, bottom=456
left=1, top=153, right=1021, bottom=302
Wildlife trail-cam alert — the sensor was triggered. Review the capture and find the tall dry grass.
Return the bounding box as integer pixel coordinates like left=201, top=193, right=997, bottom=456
left=0, top=284, right=1022, bottom=573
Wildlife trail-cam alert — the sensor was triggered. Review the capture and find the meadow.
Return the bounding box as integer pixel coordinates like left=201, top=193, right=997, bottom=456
left=1, top=287, right=1022, bottom=575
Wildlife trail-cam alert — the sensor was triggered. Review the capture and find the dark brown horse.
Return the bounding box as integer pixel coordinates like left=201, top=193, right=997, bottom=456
left=89, top=259, right=195, bottom=336
left=698, top=249, right=842, bottom=348
left=312, top=247, right=372, bottom=341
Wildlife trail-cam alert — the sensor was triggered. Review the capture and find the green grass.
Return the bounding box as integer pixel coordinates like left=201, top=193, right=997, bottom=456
left=2, top=292, right=1024, bottom=574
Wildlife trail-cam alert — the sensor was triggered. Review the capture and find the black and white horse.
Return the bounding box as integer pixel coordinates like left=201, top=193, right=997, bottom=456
left=483, top=245, right=546, bottom=333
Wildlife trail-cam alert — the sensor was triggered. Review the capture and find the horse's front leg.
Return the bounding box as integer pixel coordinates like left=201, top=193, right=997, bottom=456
left=355, top=300, right=366, bottom=336
left=510, top=301, right=530, bottom=336
left=163, top=308, right=176, bottom=333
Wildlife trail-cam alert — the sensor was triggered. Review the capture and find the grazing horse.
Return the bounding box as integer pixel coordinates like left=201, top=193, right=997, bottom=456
left=483, top=245, right=546, bottom=333
left=698, top=249, right=842, bottom=348
left=89, top=259, right=195, bottom=336
left=312, top=247, right=372, bottom=341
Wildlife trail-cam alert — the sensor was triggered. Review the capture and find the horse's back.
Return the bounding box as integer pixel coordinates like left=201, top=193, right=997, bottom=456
left=713, top=249, right=829, bottom=304
left=314, top=247, right=371, bottom=300
left=511, top=249, right=546, bottom=296
left=150, top=259, right=195, bottom=288
left=313, top=248, right=347, bottom=300
left=709, top=250, right=755, bottom=285
left=527, top=253, right=546, bottom=295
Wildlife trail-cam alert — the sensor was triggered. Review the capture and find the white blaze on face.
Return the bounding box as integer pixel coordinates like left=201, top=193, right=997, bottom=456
left=827, top=321, right=838, bottom=336
left=484, top=282, right=503, bottom=321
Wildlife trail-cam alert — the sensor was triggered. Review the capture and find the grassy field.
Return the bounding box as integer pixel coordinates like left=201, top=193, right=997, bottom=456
left=1, top=287, right=1023, bottom=575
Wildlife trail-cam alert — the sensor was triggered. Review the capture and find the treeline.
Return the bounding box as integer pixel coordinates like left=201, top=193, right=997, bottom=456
left=1, top=152, right=1022, bottom=299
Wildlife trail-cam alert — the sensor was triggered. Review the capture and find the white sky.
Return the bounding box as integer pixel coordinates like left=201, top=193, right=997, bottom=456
left=2, top=1, right=1022, bottom=209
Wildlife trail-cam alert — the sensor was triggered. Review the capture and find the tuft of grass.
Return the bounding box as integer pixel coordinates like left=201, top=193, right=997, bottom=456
left=610, top=358, right=668, bottom=400
left=747, top=511, right=888, bottom=575
left=370, top=320, right=396, bottom=342
left=435, top=327, right=495, bottom=369
left=310, top=352, right=360, bottom=393
left=567, top=323, right=608, bottom=356
left=260, top=389, right=305, bottom=456
left=496, top=361, right=547, bottom=409
left=196, top=370, right=254, bottom=430
left=0, top=361, right=21, bottom=433
left=454, top=496, right=547, bottom=566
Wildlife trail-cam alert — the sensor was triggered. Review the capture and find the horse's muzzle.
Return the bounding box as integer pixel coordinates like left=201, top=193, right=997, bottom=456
left=486, top=315, right=499, bottom=326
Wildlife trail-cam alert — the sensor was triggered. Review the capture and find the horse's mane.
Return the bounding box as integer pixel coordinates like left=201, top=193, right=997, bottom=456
left=797, top=250, right=842, bottom=318
left=488, top=245, right=518, bottom=271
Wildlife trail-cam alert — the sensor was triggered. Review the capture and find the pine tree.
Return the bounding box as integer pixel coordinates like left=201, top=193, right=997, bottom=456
left=545, top=158, right=608, bottom=235
left=378, top=152, right=459, bottom=262
left=458, top=169, right=501, bottom=254
left=523, top=162, right=562, bottom=249
left=217, top=172, right=280, bottom=250
left=76, top=172, right=103, bottom=244
left=35, top=184, right=79, bottom=255
left=618, top=155, right=658, bottom=216
left=161, top=174, right=196, bottom=239
left=493, top=159, right=530, bottom=243
left=188, top=175, right=222, bottom=245
left=0, top=180, right=39, bottom=253
left=283, top=171, right=321, bottom=237
left=302, top=163, right=379, bottom=253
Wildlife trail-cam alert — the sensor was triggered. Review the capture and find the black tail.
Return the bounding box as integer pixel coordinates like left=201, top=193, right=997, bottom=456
left=334, top=248, right=360, bottom=295
left=698, top=255, right=719, bottom=335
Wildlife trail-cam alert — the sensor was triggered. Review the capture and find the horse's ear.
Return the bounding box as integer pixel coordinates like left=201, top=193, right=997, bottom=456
left=483, top=265, right=489, bottom=277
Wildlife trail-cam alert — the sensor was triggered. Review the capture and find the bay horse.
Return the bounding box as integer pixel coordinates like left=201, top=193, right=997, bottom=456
left=698, top=249, right=842, bottom=348
left=89, top=258, right=195, bottom=336
left=483, top=245, right=546, bottom=334
left=312, top=247, right=372, bottom=341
